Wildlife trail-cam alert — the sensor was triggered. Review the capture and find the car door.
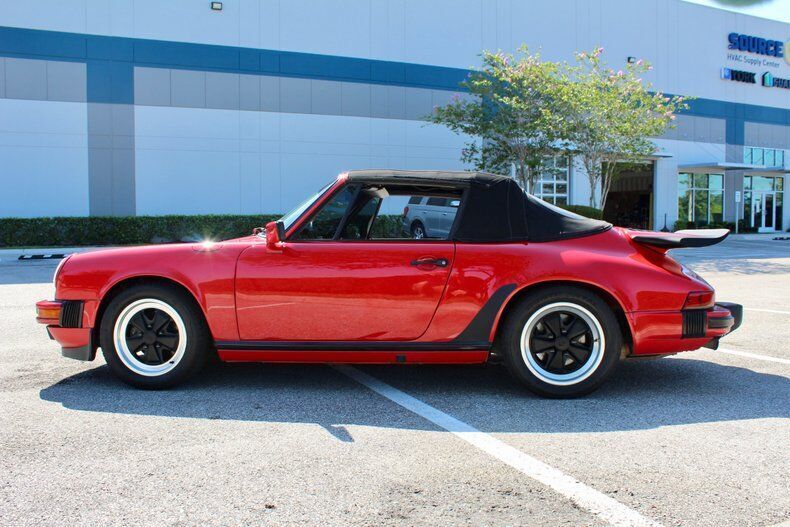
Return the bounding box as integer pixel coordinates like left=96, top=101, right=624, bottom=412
left=234, top=184, right=455, bottom=342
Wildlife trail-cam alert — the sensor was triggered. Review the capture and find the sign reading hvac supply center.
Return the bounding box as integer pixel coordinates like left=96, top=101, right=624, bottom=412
left=722, top=32, right=790, bottom=90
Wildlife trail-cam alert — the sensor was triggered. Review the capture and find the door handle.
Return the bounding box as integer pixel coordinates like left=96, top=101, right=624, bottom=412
left=410, top=257, right=449, bottom=267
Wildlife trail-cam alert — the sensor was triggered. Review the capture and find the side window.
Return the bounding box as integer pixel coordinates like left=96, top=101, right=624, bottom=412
left=293, top=185, right=356, bottom=240
left=370, top=191, right=462, bottom=240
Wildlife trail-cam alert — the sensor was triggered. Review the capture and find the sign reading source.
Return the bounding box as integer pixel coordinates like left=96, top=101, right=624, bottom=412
left=728, top=33, right=784, bottom=58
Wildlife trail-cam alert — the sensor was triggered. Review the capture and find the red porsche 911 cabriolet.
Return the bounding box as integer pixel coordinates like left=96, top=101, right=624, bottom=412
left=36, top=170, right=742, bottom=397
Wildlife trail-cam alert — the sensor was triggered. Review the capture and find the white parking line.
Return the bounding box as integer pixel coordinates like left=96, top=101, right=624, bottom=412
left=336, top=365, right=663, bottom=527
left=717, top=348, right=790, bottom=366
left=743, top=307, right=790, bottom=315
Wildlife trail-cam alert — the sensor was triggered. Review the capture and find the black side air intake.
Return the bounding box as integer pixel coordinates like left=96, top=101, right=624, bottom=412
left=59, top=300, right=83, bottom=328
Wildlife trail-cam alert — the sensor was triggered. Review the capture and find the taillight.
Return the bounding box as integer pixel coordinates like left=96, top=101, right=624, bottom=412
left=683, top=291, right=715, bottom=310
left=403, top=206, right=409, bottom=216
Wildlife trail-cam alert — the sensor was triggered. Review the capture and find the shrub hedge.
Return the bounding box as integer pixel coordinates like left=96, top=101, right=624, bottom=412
left=559, top=204, right=604, bottom=219
left=0, top=205, right=605, bottom=247
left=0, top=215, right=280, bottom=247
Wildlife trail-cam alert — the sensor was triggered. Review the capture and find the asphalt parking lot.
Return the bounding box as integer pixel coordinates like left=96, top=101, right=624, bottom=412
left=1, top=237, right=788, bottom=527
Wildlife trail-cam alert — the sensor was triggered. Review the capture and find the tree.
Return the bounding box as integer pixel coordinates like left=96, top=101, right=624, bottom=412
left=567, top=48, right=689, bottom=210
left=427, top=47, right=574, bottom=191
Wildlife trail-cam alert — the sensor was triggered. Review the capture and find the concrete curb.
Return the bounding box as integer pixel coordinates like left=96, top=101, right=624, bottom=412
left=0, top=246, right=110, bottom=260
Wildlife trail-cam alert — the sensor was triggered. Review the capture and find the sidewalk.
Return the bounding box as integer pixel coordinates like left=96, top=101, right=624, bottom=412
left=728, top=232, right=790, bottom=241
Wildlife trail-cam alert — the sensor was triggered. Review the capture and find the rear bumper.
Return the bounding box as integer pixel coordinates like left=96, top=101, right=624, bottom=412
left=629, top=301, right=743, bottom=356
left=702, top=302, right=742, bottom=349
left=37, top=299, right=96, bottom=361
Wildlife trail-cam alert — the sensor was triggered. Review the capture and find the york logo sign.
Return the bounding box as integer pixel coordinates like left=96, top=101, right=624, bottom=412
left=721, top=67, right=755, bottom=84
left=727, top=32, right=784, bottom=59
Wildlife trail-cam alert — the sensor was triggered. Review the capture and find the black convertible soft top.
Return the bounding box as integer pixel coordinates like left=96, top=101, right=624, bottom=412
left=345, top=170, right=612, bottom=243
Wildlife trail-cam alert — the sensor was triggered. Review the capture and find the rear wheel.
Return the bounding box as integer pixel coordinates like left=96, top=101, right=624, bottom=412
left=500, top=286, right=622, bottom=397
left=410, top=221, right=426, bottom=239
left=99, top=283, right=211, bottom=389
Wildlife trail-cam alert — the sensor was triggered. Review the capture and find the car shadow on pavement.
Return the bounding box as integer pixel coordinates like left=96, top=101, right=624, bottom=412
left=39, top=356, right=789, bottom=437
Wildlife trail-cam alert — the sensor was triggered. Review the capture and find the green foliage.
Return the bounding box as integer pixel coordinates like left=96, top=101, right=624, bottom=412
left=567, top=48, right=690, bottom=209
left=429, top=46, right=689, bottom=210
left=0, top=215, right=281, bottom=247
left=426, top=46, right=575, bottom=190
left=369, top=215, right=405, bottom=238
left=558, top=204, right=604, bottom=220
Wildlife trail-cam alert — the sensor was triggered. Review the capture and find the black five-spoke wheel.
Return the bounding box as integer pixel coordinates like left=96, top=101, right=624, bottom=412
left=519, top=302, right=605, bottom=387
left=528, top=309, right=595, bottom=375
left=124, top=308, right=181, bottom=365
left=112, top=298, right=188, bottom=377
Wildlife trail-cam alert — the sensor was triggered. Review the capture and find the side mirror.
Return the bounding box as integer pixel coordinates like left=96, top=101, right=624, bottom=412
left=265, top=220, right=286, bottom=250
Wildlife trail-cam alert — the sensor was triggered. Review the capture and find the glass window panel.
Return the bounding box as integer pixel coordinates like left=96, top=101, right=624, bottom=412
left=295, top=185, right=357, bottom=240
left=776, top=193, right=784, bottom=231
left=541, top=182, right=554, bottom=194
left=765, top=149, right=775, bottom=167
left=555, top=196, right=567, bottom=205
left=678, top=190, right=692, bottom=225
left=693, top=174, right=708, bottom=188
left=556, top=183, right=568, bottom=194
left=753, top=176, right=773, bottom=191
left=709, top=174, right=724, bottom=190
left=744, top=148, right=752, bottom=164
left=678, top=173, right=690, bottom=191
left=753, top=148, right=764, bottom=165
left=777, top=150, right=784, bottom=167
left=744, top=176, right=752, bottom=190
left=777, top=177, right=784, bottom=191
left=710, top=191, right=724, bottom=223
left=694, top=190, right=709, bottom=226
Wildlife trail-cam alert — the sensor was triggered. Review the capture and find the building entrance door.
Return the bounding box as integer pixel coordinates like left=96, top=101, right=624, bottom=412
left=751, top=192, right=777, bottom=232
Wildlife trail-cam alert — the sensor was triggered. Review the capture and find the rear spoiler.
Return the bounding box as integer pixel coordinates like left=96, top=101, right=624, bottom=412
left=629, top=228, right=730, bottom=249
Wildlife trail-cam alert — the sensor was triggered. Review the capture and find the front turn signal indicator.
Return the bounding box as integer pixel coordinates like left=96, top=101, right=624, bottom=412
left=36, top=300, right=62, bottom=322
left=683, top=291, right=715, bottom=310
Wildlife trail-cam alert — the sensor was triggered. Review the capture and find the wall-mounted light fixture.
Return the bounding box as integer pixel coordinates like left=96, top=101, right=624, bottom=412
left=627, top=56, right=637, bottom=64
left=210, top=2, right=223, bottom=10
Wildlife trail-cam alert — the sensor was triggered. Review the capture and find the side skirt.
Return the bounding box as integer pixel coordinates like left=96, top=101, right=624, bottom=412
left=217, top=349, right=490, bottom=364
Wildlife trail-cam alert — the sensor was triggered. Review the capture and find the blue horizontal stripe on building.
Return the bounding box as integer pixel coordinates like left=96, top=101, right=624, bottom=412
left=0, top=25, right=788, bottom=140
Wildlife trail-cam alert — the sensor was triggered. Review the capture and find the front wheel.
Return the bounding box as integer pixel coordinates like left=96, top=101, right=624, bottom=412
left=99, top=283, right=211, bottom=389
left=500, top=286, right=622, bottom=398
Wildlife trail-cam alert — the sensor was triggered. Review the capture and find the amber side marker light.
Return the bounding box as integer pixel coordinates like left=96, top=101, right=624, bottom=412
left=36, top=301, right=62, bottom=321
left=683, top=291, right=715, bottom=310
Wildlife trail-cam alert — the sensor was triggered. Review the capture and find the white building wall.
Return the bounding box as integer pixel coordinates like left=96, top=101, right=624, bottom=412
left=1, top=0, right=787, bottom=110
left=0, top=99, right=89, bottom=217
left=0, top=0, right=787, bottom=224
left=134, top=106, right=469, bottom=215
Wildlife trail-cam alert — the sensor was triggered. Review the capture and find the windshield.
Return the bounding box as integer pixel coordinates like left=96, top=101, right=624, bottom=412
left=278, top=181, right=334, bottom=231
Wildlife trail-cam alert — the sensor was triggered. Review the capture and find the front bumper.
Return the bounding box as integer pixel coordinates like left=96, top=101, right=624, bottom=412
left=36, top=299, right=96, bottom=361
